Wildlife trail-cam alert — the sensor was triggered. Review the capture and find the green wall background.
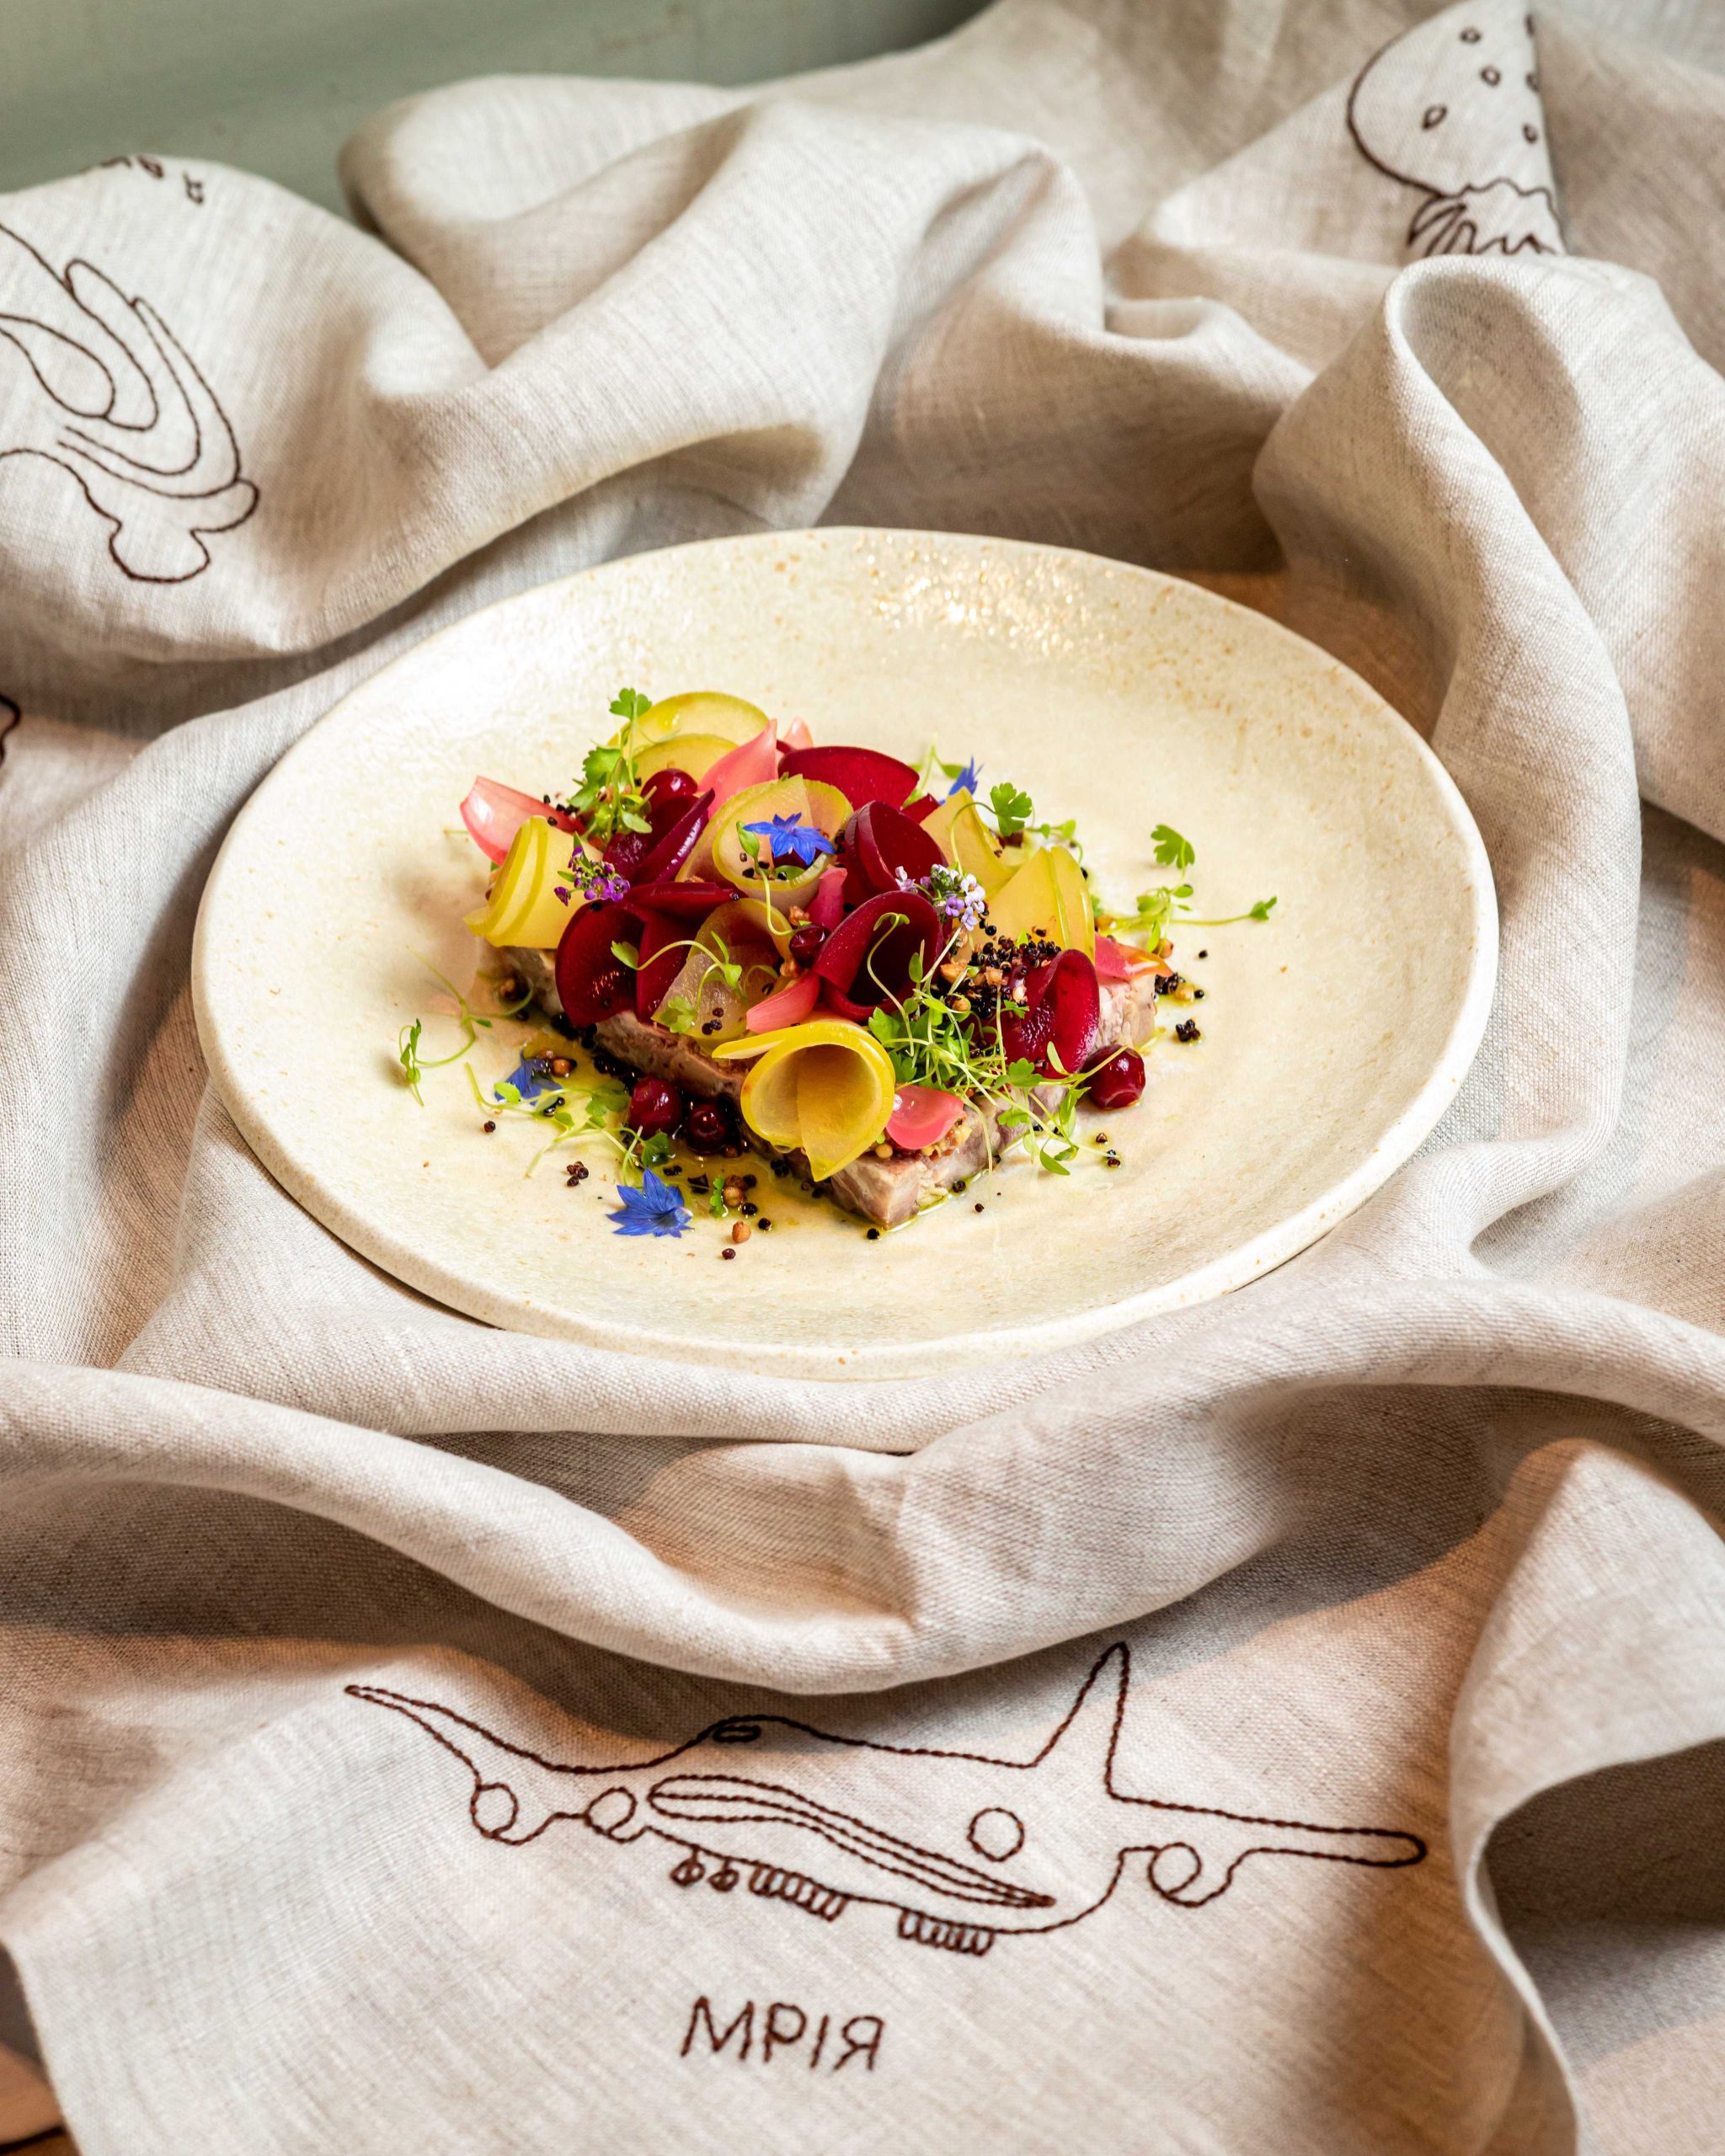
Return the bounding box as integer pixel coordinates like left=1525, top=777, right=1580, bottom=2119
left=0, top=0, right=988, bottom=214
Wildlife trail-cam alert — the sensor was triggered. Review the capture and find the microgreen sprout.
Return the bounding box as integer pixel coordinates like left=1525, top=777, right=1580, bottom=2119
left=1151, top=824, right=1196, bottom=874
left=394, top=958, right=531, bottom=1103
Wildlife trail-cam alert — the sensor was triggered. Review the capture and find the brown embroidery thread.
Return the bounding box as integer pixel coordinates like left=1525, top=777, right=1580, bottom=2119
left=0, top=221, right=257, bottom=582
left=1346, top=9, right=1562, bottom=257
left=350, top=1645, right=1425, bottom=1959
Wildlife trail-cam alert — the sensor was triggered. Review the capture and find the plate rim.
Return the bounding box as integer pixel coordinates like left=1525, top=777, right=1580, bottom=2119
left=193, top=526, right=1499, bottom=1380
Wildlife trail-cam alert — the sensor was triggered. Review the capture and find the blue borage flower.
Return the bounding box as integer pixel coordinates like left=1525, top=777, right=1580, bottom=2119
left=944, top=757, right=981, bottom=799
left=608, top=1166, right=692, bottom=1238
left=497, top=1055, right=559, bottom=1102
left=742, top=813, right=835, bottom=867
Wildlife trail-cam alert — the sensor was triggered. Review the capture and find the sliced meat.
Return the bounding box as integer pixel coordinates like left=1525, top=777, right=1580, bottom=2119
left=502, top=944, right=1158, bottom=1229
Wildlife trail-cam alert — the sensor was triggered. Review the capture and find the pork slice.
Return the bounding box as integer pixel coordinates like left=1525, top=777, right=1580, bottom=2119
left=501, top=944, right=1157, bottom=1229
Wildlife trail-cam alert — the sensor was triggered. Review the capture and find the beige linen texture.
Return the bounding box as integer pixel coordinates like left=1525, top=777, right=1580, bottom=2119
left=5, top=0, right=1725, bottom=2149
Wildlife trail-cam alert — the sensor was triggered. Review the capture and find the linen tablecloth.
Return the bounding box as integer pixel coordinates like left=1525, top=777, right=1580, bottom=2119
left=4, top=1, right=1725, bottom=2148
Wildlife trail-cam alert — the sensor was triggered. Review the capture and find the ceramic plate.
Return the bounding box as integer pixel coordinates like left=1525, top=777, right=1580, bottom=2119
left=193, top=530, right=1496, bottom=1381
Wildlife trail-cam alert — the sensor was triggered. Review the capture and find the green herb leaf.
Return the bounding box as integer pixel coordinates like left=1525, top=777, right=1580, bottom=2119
left=1152, top=824, right=1195, bottom=873
left=609, top=940, right=641, bottom=970
left=609, top=687, right=652, bottom=725
left=708, top=1180, right=727, bottom=1219
left=1249, top=895, right=1278, bottom=921
left=989, top=782, right=1034, bottom=841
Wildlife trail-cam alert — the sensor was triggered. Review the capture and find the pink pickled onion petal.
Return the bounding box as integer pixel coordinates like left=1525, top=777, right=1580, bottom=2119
left=885, top=1084, right=965, bottom=1151
left=780, top=717, right=814, bottom=750
left=701, top=725, right=780, bottom=810
left=1092, top=934, right=1138, bottom=983
left=460, top=778, right=573, bottom=865
left=809, top=865, right=848, bottom=929
left=745, top=969, right=820, bottom=1033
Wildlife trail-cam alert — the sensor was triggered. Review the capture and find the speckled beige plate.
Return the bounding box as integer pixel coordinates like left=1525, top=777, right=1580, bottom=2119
left=194, top=529, right=1495, bottom=1381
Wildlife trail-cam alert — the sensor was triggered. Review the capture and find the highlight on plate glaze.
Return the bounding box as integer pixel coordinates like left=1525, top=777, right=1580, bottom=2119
left=0, top=221, right=257, bottom=581
left=351, top=1645, right=1426, bottom=1957
left=1347, top=1, right=1563, bottom=259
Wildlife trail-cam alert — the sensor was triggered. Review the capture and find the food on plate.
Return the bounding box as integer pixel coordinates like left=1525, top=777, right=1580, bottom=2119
left=397, top=689, right=1276, bottom=1246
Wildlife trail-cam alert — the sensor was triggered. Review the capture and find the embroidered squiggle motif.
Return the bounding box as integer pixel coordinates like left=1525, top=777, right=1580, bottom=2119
left=0, top=222, right=257, bottom=582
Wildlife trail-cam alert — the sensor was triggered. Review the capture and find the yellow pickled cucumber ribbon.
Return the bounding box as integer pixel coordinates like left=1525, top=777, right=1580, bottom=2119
left=713, top=1019, right=896, bottom=1181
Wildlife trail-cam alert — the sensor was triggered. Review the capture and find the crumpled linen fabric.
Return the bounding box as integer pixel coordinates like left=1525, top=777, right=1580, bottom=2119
left=3, top=1, right=1725, bottom=2150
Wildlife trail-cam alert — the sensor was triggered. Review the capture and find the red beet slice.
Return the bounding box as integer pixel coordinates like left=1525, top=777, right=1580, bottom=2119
left=813, top=888, right=943, bottom=1020
left=554, top=900, right=643, bottom=1025
left=841, top=800, right=948, bottom=904
left=624, top=878, right=732, bottom=920
left=633, top=907, right=688, bottom=1020
left=780, top=745, right=919, bottom=813
left=1001, top=950, right=1101, bottom=1077
left=633, top=792, right=713, bottom=885
left=603, top=787, right=712, bottom=883
left=902, top=793, right=940, bottom=823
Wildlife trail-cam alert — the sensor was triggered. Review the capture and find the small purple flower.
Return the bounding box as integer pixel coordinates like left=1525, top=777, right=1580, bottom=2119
left=945, top=758, right=981, bottom=799
left=742, top=813, right=835, bottom=868
left=607, top=1166, right=692, bottom=1238
left=553, top=884, right=571, bottom=905
left=569, top=852, right=632, bottom=905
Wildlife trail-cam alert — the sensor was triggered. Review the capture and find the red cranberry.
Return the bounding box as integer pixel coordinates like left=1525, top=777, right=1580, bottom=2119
left=628, top=1075, right=682, bottom=1136
left=1088, top=1048, right=1146, bottom=1112
left=682, top=1098, right=734, bottom=1152
left=643, top=767, right=697, bottom=803
left=788, top=923, right=826, bottom=965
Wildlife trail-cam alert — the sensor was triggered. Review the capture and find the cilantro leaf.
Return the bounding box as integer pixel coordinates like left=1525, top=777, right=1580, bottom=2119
left=1152, top=824, right=1195, bottom=873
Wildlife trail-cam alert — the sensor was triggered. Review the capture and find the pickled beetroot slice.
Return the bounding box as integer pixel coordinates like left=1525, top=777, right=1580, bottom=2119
left=745, top=969, right=820, bottom=1033
left=633, top=908, right=688, bottom=1020
left=813, top=888, right=943, bottom=1020
left=625, top=878, right=733, bottom=920
left=460, top=778, right=575, bottom=865
left=604, top=787, right=713, bottom=884
left=555, top=899, right=644, bottom=1024
left=885, top=1083, right=964, bottom=1150
left=1001, top=950, right=1101, bottom=1077
left=779, top=745, right=919, bottom=812
left=841, top=800, right=948, bottom=903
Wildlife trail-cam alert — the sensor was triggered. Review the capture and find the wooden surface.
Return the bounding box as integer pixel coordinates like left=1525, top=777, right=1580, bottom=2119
left=0, top=0, right=988, bottom=214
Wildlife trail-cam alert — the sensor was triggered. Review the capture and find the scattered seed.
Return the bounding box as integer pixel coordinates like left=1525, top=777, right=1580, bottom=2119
left=548, top=1057, right=572, bottom=1077
left=974, top=1202, right=985, bottom=1214
left=1175, top=1019, right=1202, bottom=1043
left=757, top=1217, right=773, bottom=1231
left=720, top=1246, right=737, bottom=1260
left=731, top=1221, right=751, bottom=1245
left=866, top=1228, right=881, bottom=1241
left=873, top=1142, right=893, bottom=1160
left=482, top=1120, right=496, bottom=1134
left=740, top=1201, right=758, bottom=1217
left=1197, top=948, right=1209, bottom=959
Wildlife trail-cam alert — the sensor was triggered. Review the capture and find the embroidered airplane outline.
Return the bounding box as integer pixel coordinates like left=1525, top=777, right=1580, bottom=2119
left=350, top=1644, right=1425, bottom=1957
left=0, top=221, right=257, bottom=583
